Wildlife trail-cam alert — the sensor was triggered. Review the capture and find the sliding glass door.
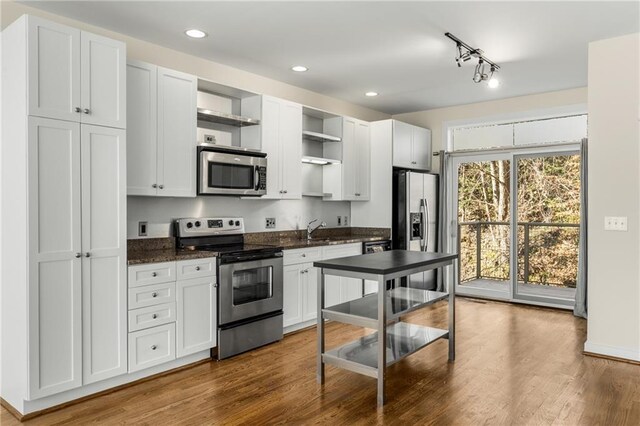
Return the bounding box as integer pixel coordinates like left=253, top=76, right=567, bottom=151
left=451, top=148, right=581, bottom=307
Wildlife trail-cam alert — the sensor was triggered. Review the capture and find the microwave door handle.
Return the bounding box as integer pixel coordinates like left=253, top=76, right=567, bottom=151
left=254, top=166, right=260, bottom=191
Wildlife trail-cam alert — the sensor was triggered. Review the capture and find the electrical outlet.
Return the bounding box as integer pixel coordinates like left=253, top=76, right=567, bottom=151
left=604, top=216, right=628, bottom=231
left=265, top=217, right=276, bottom=229
left=337, top=216, right=342, bottom=226
left=138, top=221, right=148, bottom=237
left=343, top=216, right=349, bottom=227
left=204, top=134, right=216, bottom=144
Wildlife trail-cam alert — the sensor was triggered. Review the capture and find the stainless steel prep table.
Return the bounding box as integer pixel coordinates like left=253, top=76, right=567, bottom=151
left=314, top=250, right=459, bottom=406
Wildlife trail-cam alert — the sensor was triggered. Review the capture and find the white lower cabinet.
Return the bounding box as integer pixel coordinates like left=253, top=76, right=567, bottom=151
left=283, top=243, right=362, bottom=333
left=176, top=276, right=217, bottom=358
left=128, top=323, right=176, bottom=373
left=127, top=258, right=217, bottom=373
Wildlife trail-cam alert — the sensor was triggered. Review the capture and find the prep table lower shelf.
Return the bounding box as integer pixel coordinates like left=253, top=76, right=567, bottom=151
left=322, top=322, right=449, bottom=377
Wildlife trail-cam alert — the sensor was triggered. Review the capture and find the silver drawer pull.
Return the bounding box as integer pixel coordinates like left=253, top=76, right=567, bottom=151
left=75, top=107, right=82, bottom=113
left=152, top=292, right=158, bottom=297
left=75, top=253, right=82, bottom=258
left=195, top=266, right=200, bottom=271
left=301, top=254, right=306, bottom=257
left=151, top=272, right=157, bottom=277
left=152, top=314, right=158, bottom=319
left=83, top=108, right=91, bottom=114
left=151, top=345, right=157, bottom=350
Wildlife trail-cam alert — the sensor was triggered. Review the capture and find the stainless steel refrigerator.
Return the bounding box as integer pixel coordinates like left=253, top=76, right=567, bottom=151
left=392, top=170, right=439, bottom=290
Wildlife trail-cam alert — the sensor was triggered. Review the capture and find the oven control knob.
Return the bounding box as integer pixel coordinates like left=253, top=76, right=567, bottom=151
left=186, top=222, right=193, bottom=229
left=229, top=220, right=234, bottom=226
left=235, top=220, right=240, bottom=226
left=195, top=221, right=201, bottom=228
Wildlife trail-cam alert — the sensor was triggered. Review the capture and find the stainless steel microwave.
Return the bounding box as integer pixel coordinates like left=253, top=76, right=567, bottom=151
left=198, top=145, right=267, bottom=196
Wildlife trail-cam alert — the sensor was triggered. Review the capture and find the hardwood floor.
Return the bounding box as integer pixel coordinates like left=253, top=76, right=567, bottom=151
left=3, top=298, right=639, bottom=425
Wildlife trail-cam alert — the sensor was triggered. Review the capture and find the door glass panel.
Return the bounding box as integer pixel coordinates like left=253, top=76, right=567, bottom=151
left=516, top=154, right=580, bottom=301
left=232, top=266, right=273, bottom=305
left=209, top=162, right=254, bottom=189
left=457, top=159, right=511, bottom=296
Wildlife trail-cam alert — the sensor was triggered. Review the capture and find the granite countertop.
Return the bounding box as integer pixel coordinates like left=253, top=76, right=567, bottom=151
left=127, top=227, right=391, bottom=266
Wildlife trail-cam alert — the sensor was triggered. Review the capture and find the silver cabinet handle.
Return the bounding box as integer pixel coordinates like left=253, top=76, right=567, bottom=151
left=151, top=345, right=157, bottom=350
left=283, top=190, right=288, bottom=194
left=75, top=253, right=82, bottom=258
left=158, top=185, right=164, bottom=189
left=151, top=272, right=157, bottom=277
left=195, top=266, right=200, bottom=271
left=152, top=184, right=158, bottom=188
left=152, top=292, right=158, bottom=297
left=355, top=193, right=361, bottom=196
left=279, top=190, right=283, bottom=194
left=75, top=107, right=82, bottom=113
left=152, top=314, right=158, bottom=319
left=83, top=108, right=91, bottom=114
left=85, top=252, right=91, bottom=258
left=301, top=253, right=306, bottom=257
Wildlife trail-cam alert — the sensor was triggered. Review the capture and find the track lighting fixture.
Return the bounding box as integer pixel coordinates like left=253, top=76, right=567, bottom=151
left=445, top=32, right=501, bottom=88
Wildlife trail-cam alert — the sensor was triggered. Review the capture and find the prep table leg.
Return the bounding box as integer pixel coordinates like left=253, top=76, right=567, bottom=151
left=317, top=268, right=325, bottom=384
left=448, top=261, right=456, bottom=361
left=377, top=274, right=386, bottom=406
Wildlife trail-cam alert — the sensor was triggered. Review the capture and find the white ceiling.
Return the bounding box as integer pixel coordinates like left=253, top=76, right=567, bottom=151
left=23, top=1, right=640, bottom=114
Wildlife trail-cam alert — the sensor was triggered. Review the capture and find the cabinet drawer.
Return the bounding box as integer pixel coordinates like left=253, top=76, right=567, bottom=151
left=321, top=243, right=362, bottom=260
left=128, top=262, right=176, bottom=288
left=128, top=282, right=176, bottom=310
left=128, top=323, right=176, bottom=373
left=284, top=247, right=322, bottom=266
left=128, top=302, right=176, bottom=332
left=176, top=258, right=216, bottom=280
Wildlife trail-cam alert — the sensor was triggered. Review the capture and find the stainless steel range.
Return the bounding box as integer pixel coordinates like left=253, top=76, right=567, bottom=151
left=174, top=217, right=283, bottom=360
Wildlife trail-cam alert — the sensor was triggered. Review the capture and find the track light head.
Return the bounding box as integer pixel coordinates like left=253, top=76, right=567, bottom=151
left=487, top=66, right=500, bottom=88
left=446, top=32, right=501, bottom=87
left=473, top=59, right=488, bottom=83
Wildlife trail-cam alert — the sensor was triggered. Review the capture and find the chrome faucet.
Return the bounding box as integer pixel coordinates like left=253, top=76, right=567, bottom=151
left=307, top=219, right=327, bottom=240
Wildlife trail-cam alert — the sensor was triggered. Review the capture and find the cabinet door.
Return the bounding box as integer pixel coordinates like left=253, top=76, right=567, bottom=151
left=27, top=117, right=82, bottom=399
left=27, top=16, right=81, bottom=122
left=80, top=125, right=127, bottom=384
left=283, top=264, right=303, bottom=327
left=302, top=264, right=318, bottom=322
left=176, top=276, right=217, bottom=357
left=260, top=96, right=283, bottom=199
left=80, top=32, right=126, bottom=128
left=412, top=126, right=432, bottom=171
left=392, top=120, right=413, bottom=168
left=324, top=275, right=342, bottom=308
left=355, top=120, right=370, bottom=200
left=126, top=61, right=158, bottom=195
left=280, top=101, right=303, bottom=199
left=157, top=67, right=197, bottom=197
left=341, top=118, right=358, bottom=200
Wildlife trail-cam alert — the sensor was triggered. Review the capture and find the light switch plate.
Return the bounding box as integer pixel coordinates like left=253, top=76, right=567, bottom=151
left=604, top=216, right=628, bottom=231
left=265, top=218, right=276, bottom=229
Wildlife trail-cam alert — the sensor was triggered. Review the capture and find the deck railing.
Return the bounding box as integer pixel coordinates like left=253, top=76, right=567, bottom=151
left=458, top=221, right=580, bottom=287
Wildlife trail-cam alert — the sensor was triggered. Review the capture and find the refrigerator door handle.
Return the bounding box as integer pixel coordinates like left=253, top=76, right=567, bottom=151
left=422, top=198, right=430, bottom=252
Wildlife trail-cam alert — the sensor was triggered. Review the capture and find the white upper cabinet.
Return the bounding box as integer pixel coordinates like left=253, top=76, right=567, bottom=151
left=327, top=117, right=370, bottom=201
left=126, top=62, right=197, bottom=197
left=26, top=16, right=125, bottom=128
left=80, top=32, right=126, bottom=128
left=157, top=67, right=197, bottom=197
left=260, top=96, right=302, bottom=199
left=80, top=124, right=127, bottom=385
left=392, top=120, right=432, bottom=171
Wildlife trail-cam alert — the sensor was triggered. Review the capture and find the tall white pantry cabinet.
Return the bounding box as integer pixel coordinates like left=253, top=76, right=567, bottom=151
left=1, top=14, right=127, bottom=412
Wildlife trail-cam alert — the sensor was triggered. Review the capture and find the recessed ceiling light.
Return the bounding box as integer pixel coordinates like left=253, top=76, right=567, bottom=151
left=185, top=29, right=207, bottom=39
left=291, top=65, right=308, bottom=72
left=365, top=91, right=378, bottom=97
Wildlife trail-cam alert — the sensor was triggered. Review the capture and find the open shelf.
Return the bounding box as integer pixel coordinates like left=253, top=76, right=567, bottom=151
left=301, top=156, right=341, bottom=165
left=302, top=192, right=333, bottom=198
left=302, top=130, right=341, bottom=143
left=323, top=322, right=448, bottom=373
left=322, top=288, right=449, bottom=329
left=197, top=108, right=260, bottom=127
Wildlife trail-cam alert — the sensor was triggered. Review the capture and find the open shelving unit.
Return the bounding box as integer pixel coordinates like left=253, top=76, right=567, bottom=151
left=314, top=251, right=459, bottom=406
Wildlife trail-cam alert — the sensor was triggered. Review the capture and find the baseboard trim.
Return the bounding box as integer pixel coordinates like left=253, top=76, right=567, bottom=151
left=584, top=341, right=640, bottom=363
left=3, top=358, right=211, bottom=422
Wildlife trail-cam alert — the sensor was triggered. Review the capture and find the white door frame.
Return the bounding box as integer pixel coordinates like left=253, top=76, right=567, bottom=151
left=446, top=143, right=581, bottom=309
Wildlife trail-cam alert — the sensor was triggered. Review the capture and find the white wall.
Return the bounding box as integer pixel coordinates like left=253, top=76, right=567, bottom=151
left=584, top=32, right=640, bottom=361
left=128, top=196, right=350, bottom=238
left=393, top=87, right=588, bottom=172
